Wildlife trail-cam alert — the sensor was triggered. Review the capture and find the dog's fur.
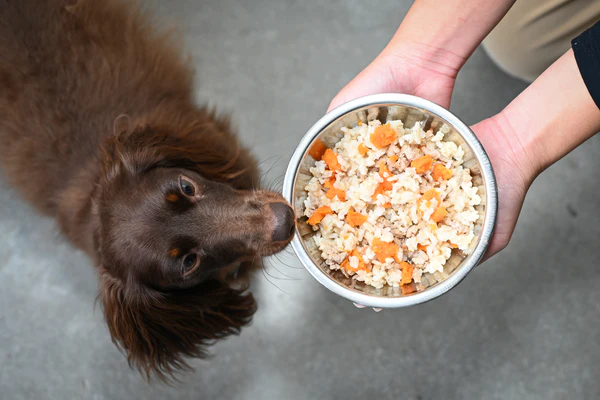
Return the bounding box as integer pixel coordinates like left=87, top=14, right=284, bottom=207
left=0, top=0, right=294, bottom=380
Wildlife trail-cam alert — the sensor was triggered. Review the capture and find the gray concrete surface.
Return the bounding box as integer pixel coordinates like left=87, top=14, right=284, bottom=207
left=2, top=1, right=600, bottom=399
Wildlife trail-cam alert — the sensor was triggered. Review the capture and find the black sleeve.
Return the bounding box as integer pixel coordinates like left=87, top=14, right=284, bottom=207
left=572, top=21, right=600, bottom=109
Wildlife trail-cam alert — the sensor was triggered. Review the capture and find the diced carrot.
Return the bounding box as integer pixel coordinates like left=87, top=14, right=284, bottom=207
left=357, top=143, right=369, bottom=156
left=430, top=206, right=448, bottom=223
left=378, top=161, right=391, bottom=178
left=418, top=189, right=441, bottom=209
left=322, top=148, right=341, bottom=172
left=346, top=211, right=368, bottom=227
left=381, top=179, right=393, bottom=191
left=383, top=202, right=392, bottom=208
left=379, top=164, right=394, bottom=189
left=372, top=183, right=388, bottom=201
left=389, top=155, right=399, bottom=162
left=432, top=163, right=453, bottom=181
left=307, top=206, right=333, bottom=226
left=401, top=283, right=416, bottom=294
left=323, top=174, right=336, bottom=189
left=341, top=249, right=368, bottom=272
left=355, top=251, right=369, bottom=271
left=422, top=189, right=440, bottom=202
left=357, top=120, right=363, bottom=126
left=371, top=162, right=394, bottom=198
left=308, top=139, right=328, bottom=161
left=400, top=261, right=414, bottom=285
left=448, top=242, right=458, bottom=249
left=370, top=123, right=396, bottom=149
left=417, top=244, right=428, bottom=252
left=411, top=155, right=433, bottom=174
left=340, top=256, right=351, bottom=270
left=371, top=238, right=399, bottom=263
left=325, top=188, right=346, bottom=201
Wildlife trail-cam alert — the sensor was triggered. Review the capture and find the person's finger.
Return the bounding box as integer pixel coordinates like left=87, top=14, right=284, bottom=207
left=353, top=302, right=384, bottom=312
left=327, top=57, right=393, bottom=112
left=327, top=83, right=379, bottom=113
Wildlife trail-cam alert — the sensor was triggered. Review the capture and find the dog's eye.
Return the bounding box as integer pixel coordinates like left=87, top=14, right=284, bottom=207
left=179, top=176, right=197, bottom=197
left=182, top=253, right=200, bottom=272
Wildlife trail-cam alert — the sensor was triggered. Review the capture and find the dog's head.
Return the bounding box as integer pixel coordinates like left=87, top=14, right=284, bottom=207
left=94, top=114, right=294, bottom=380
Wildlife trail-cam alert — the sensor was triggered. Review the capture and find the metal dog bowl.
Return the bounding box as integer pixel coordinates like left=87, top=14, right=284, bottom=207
left=283, top=94, right=497, bottom=308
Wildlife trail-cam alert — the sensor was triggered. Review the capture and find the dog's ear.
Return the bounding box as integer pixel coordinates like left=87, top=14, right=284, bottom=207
left=98, top=267, right=257, bottom=382
left=101, top=112, right=259, bottom=189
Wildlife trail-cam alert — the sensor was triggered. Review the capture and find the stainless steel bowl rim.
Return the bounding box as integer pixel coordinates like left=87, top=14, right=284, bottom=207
left=283, top=93, right=498, bottom=308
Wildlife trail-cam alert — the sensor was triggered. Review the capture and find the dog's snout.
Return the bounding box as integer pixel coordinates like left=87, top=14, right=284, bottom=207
left=269, top=202, right=295, bottom=242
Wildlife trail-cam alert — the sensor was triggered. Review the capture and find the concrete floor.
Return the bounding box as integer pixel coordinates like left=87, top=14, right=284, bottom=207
left=2, top=1, right=600, bottom=399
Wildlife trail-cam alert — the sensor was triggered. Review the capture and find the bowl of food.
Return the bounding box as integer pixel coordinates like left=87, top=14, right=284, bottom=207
left=283, top=93, right=497, bottom=308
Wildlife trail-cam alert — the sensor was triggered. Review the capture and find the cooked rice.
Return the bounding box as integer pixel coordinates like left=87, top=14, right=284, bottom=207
left=303, top=118, right=481, bottom=289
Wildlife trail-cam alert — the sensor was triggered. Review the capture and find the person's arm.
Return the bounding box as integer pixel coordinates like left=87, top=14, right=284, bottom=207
left=328, top=0, right=517, bottom=111
left=385, top=0, right=517, bottom=76
left=472, top=48, right=600, bottom=259
left=506, top=51, right=600, bottom=172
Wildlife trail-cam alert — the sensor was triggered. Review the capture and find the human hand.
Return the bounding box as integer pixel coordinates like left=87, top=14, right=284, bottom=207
left=327, top=45, right=460, bottom=112
left=470, top=115, right=537, bottom=262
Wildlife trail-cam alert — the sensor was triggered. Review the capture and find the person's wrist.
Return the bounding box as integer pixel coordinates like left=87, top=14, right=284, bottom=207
left=382, top=31, right=467, bottom=82
left=479, top=108, right=543, bottom=188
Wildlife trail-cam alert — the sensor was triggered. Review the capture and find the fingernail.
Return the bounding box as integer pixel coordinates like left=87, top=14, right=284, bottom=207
left=373, top=308, right=382, bottom=312
left=353, top=303, right=366, bottom=308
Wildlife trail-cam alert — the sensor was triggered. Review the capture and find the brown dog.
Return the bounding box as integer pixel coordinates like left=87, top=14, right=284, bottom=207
left=0, top=0, right=295, bottom=380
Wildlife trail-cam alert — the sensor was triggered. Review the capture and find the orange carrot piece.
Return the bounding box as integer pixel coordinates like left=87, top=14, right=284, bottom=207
left=372, top=183, right=388, bottom=201
left=400, top=261, right=414, bottom=285
left=418, top=189, right=441, bottom=209
left=417, top=244, right=428, bottom=252
left=448, top=242, right=458, bottom=249
left=357, top=143, right=369, bottom=156
left=432, top=163, right=453, bottom=181
left=372, top=161, right=394, bottom=202
left=375, top=162, right=394, bottom=192
left=389, top=155, right=399, bottom=162
left=430, top=206, right=448, bottom=223
left=340, top=256, right=351, bottom=270
left=341, top=249, right=368, bottom=272
left=346, top=211, right=368, bottom=227
left=370, top=123, right=396, bottom=149
left=383, top=202, right=392, bottom=208
left=307, top=206, right=333, bottom=226
left=371, top=238, right=399, bottom=263
left=411, top=155, right=433, bottom=174
left=381, top=179, right=393, bottom=191
left=308, top=139, right=328, bottom=161
left=325, top=188, right=346, bottom=201
left=323, top=174, right=336, bottom=189
left=401, top=282, right=417, bottom=294
left=378, top=161, right=391, bottom=178
left=357, top=120, right=363, bottom=126
left=354, top=250, right=368, bottom=271
left=421, top=189, right=437, bottom=200
left=322, top=148, right=341, bottom=172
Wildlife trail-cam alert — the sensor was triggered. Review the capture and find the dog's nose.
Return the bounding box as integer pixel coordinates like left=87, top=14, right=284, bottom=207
left=269, top=202, right=295, bottom=242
